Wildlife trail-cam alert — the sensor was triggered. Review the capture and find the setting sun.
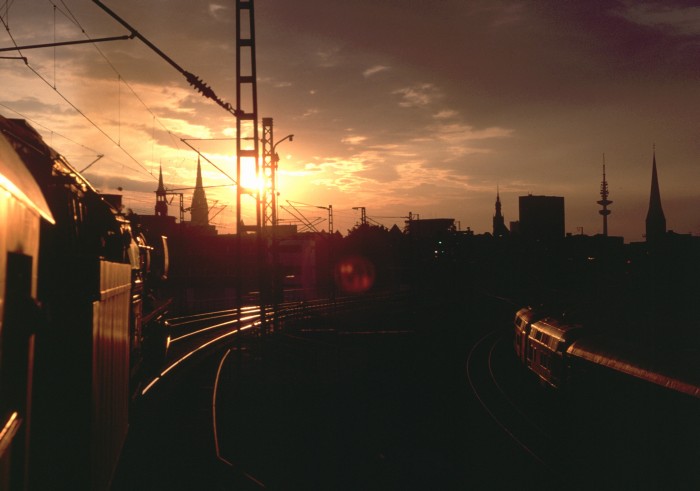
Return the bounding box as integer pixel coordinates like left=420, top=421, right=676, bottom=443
left=239, top=156, right=262, bottom=195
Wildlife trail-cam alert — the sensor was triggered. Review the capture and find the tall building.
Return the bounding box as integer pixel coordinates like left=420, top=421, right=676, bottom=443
left=518, top=195, right=565, bottom=241
left=492, top=188, right=509, bottom=238
left=190, top=156, right=209, bottom=226
left=645, top=150, right=666, bottom=242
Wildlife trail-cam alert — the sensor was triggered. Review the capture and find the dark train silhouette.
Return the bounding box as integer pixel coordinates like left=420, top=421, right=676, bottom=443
left=0, top=116, right=170, bottom=490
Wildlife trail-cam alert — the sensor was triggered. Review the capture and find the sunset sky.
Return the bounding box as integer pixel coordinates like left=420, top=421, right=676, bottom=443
left=1, top=1, right=698, bottom=240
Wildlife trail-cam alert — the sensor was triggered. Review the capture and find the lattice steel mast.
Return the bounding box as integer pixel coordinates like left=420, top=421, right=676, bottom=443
left=236, top=0, right=260, bottom=234
left=261, top=117, right=276, bottom=227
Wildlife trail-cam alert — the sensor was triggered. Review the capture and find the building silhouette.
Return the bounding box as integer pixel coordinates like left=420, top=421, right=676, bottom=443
left=405, top=218, right=455, bottom=240
left=645, top=150, right=666, bottom=242
left=492, top=188, right=509, bottom=238
left=190, top=156, right=209, bottom=227
left=155, top=165, right=168, bottom=217
left=518, top=195, right=565, bottom=241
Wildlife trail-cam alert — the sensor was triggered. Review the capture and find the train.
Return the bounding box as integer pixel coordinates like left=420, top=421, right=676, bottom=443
left=513, top=306, right=584, bottom=388
left=513, top=306, right=700, bottom=398
left=0, top=116, right=171, bottom=490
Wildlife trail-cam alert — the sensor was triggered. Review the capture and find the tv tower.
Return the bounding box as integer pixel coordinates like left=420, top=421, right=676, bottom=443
left=597, top=155, right=612, bottom=236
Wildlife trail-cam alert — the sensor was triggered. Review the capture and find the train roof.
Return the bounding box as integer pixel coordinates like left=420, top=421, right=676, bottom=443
left=568, top=335, right=700, bottom=398
left=530, top=316, right=584, bottom=341
left=0, top=116, right=116, bottom=216
left=0, top=127, right=55, bottom=224
left=515, top=306, right=539, bottom=321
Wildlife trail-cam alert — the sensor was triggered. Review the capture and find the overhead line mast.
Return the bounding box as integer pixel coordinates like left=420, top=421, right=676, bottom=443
left=94, top=0, right=271, bottom=325
left=236, top=0, right=260, bottom=234
left=236, top=0, right=270, bottom=334
left=261, top=118, right=275, bottom=228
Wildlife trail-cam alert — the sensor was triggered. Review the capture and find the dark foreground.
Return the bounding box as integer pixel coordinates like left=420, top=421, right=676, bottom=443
left=112, top=294, right=700, bottom=490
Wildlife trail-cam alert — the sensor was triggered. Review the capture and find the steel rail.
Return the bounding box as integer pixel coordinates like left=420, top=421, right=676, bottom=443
left=466, top=329, right=554, bottom=470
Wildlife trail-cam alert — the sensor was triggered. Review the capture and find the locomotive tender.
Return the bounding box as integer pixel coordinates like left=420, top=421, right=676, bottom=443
left=0, top=116, right=170, bottom=490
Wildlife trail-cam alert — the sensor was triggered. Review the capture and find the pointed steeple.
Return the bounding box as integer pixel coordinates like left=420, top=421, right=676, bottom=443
left=492, top=186, right=509, bottom=238
left=155, top=164, right=168, bottom=217
left=190, top=156, right=209, bottom=226
left=495, top=186, right=502, bottom=217
left=645, top=148, right=666, bottom=242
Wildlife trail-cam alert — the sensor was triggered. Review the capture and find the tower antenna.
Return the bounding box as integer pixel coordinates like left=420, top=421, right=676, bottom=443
left=597, top=153, right=612, bottom=236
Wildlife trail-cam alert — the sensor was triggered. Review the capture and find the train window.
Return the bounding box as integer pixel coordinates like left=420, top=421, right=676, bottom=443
left=1, top=252, right=34, bottom=414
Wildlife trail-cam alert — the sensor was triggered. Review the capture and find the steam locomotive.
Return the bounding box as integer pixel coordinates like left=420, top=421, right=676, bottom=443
left=0, top=116, right=170, bottom=490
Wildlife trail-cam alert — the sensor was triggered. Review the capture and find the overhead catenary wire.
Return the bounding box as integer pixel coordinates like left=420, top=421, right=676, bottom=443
left=0, top=102, right=151, bottom=177
left=47, top=0, right=184, bottom=160
left=92, top=0, right=241, bottom=119
left=49, top=0, right=240, bottom=187
left=0, top=12, right=156, bottom=181
left=0, top=101, right=98, bottom=154
left=180, top=139, right=238, bottom=185
left=1, top=0, right=194, bottom=180
left=2, top=0, right=244, bottom=220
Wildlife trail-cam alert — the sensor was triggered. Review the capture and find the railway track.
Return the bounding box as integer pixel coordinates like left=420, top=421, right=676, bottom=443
left=466, top=328, right=571, bottom=483
left=140, top=292, right=410, bottom=396
left=127, top=290, right=700, bottom=489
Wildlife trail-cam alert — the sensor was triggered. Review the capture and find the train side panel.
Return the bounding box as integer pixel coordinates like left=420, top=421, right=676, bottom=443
left=92, top=260, right=131, bottom=490
left=1, top=116, right=135, bottom=490
left=0, top=202, right=40, bottom=491
left=0, top=130, right=53, bottom=490
left=2, top=116, right=170, bottom=489
left=528, top=318, right=583, bottom=389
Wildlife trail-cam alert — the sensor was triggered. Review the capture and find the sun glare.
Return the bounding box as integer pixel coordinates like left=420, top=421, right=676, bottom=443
left=239, top=156, right=262, bottom=194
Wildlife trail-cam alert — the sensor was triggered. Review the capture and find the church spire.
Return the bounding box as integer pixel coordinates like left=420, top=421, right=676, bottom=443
left=155, top=164, right=168, bottom=217
left=495, top=185, right=502, bottom=216
left=190, top=156, right=209, bottom=226
left=492, top=185, right=509, bottom=238
left=645, top=147, right=666, bottom=242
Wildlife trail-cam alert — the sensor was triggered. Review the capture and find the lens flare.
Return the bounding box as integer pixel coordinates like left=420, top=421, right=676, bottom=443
left=335, top=255, right=375, bottom=294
